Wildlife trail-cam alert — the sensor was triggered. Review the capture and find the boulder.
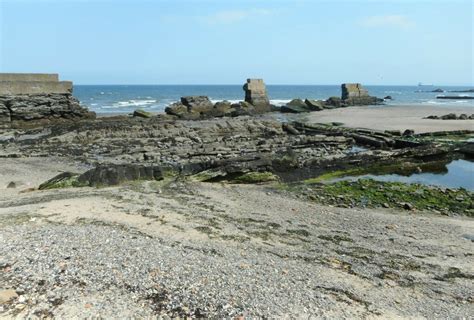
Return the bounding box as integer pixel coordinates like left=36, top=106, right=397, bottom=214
left=230, top=101, right=255, bottom=117
left=181, top=96, right=213, bottom=113
left=304, top=99, right=325, bottom=111
left=384, top=95, right=393, bottom=100
left=441, top=113, right=457, bottom=120
left=281, top=99, right=309, bottom=113
left=243, top=79, right=271, bottom=113
left=165, top=102, right=187, bottom=117
left=459, top=114, right=468, bottom=120
left=133, top=109, right=152, bottom=118
left=325, top=96, right=344, bottom=108
left=432, top=88, right=444, bottom=93
left=212, top=100, right=233, bottom=117
left=77, top=164, right=164, bottom=187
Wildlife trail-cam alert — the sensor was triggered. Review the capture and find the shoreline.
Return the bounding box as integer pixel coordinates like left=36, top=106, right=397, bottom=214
left=95, top=103, right=474, bottom=134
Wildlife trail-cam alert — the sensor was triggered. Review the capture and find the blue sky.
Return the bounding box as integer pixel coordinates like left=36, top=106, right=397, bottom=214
left=0, top=0, right=472, bottom=85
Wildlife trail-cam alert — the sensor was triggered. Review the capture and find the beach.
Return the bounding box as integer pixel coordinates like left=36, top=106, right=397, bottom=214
left=1, top=102, right=473, bottom=317
left=302, top=104, right=474, bottom=133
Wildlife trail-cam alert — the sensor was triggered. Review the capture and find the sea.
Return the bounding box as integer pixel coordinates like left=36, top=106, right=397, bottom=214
left=73, top=85, right=474, bottom=114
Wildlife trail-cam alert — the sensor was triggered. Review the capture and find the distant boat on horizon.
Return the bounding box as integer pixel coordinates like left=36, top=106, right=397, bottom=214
left=418, top=82, right=434, bottom=86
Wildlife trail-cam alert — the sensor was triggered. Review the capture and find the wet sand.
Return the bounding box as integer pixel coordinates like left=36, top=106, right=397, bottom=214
left=303, top=104, right=474, bottom=133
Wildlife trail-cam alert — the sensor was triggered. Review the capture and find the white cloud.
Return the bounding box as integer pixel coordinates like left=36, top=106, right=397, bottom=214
left=200, top=8, right=274, bottom=25
left=360, top=15, right=415, bottom=29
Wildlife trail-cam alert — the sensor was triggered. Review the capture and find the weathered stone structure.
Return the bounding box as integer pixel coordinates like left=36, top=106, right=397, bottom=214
left=0, top=73, right=95, bottom=128
left=340, top=83, right=381, bottom=106
left=243, top=79, right=271, bottom=113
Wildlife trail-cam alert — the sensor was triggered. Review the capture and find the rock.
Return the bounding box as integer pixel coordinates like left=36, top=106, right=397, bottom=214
left=325, top=97, right=344, bottom=108
left=281, top=99, right=311, bottom=113
left=384, top=95, right=393, bottom=100
left=243, top=79, right=271, bottom=113
left=6, top=181, right=16, bottom=188
left=459, top=114, right=468, bottom=120
left=385, top=130, right=402, bottom=136
left=432, top=88, right=444, bottom=93
left=77, top=164, right=165, bottom=187
left=133, top=109, right=152, bottom=118
left=39, top=172, right=82, bottom=190
left=403, top=129, right=415, bottom=136
left=181, top=96, right=213, bottom=114
left=425, top=115, right=439, bottom=119
left=0, top=93, right=95, bottom=128
left=212, top=101, right=233, bottom=117
left=165, top=102, right=188, bottom=117
left=401, top=202, right=414, bottom=210
left=441, top=113, right=457, bottom=120
left=230, top=101, right=255, bottom=117
left=304, top=99, right=325, bottom=111
left=0, top=289, right=18, bottom=304
left=282, top=123, right=300, bottom=135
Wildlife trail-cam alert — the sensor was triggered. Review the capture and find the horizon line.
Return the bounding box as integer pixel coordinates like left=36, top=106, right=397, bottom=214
left=73, top=83, right=474, bottom=87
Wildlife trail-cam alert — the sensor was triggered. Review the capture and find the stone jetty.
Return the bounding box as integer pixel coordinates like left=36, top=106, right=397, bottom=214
left=0, top=73, right=95, bottom=128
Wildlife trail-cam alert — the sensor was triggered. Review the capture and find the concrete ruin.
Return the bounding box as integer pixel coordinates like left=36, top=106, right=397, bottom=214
left=340, top=83, right=380, bottom=106
left=243, top=79, right=271, bottom=113
left=0, top=73, right=95, bottom=128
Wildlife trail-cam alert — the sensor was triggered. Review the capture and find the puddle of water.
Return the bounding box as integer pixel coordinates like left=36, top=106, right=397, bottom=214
left=330, top=159, right=474, bottom=191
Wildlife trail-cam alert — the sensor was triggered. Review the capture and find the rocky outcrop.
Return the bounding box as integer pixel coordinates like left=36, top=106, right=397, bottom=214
left=341, top=83, right=382, bottom=106
left=425, top=113, right=474, bottom=120
left=0, top=94, right=95, bottom=128
left=0, top=73, right=95, bottom=128
left=243, top=79, right=271, bottom=113
left=165, top=97, right=257, bottom=119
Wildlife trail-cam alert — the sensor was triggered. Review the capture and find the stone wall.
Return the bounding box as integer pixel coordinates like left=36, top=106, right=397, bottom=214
left=0, top=73, right=59, bottom=82
left=0, top=73, right=95, bottom=128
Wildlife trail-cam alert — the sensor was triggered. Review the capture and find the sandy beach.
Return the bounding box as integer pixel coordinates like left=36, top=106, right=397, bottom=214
left=302, top=104, right=474, bottom=133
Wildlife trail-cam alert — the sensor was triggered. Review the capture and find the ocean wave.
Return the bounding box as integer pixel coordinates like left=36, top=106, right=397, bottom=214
left=108, top=99, right=158, bottom=108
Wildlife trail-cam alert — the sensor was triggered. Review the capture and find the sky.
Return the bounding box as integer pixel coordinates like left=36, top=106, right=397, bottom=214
left=0, top=0, right=472, bottom=85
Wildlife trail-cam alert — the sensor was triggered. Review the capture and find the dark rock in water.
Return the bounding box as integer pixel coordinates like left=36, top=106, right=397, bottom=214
left=384, top=95, right=392, bottom=100
left=243, top=79, right=271, bottom=113
left=459, top=114, right=468, bottom=120
left=403, top=129, right=415, bottom=136
left=449, top=89, right=474, bottom=93
left=432, top=88, right=444, bottom=93
left=78, top=164, right=164, bottom=187
left=133, top=109, right=152, bottom=118
left=304, top=99, right=325, bottom=111
left=437, top=96, right=474, bottom=100
left=441, top=113, right=457, bottom=120
left=425, top=115, right=440, bottom=119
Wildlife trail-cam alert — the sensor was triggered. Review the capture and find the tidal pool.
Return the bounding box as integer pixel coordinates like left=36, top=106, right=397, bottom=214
left=330, top=159, right=474, bottom=191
